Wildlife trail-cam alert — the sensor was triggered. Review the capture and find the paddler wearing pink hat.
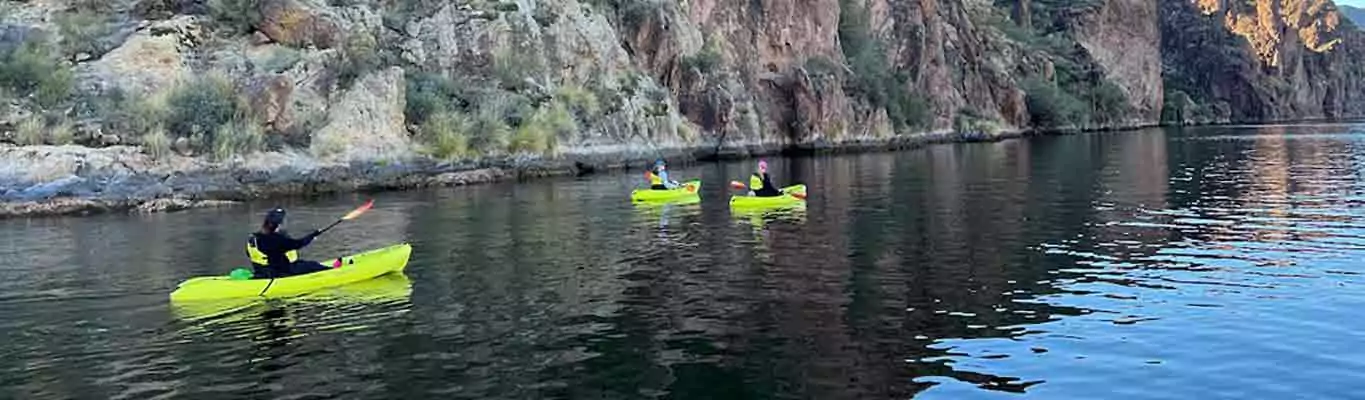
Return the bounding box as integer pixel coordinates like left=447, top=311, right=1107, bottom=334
left=747, top=159, right=784, bottom=197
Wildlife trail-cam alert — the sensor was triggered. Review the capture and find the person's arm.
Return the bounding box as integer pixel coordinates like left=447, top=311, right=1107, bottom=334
left=279, top=230, right=320, bottom=251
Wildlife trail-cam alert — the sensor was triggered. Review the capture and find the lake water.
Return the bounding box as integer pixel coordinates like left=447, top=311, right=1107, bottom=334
left=4, top=124, right=1365, bottom=399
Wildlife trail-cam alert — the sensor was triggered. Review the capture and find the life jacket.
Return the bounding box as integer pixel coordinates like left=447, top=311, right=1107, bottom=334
left=647, top=170, right=664, bottom=186
left=750, top=173, right=766, bottom=191
left=247, top=235, right=298, bottom=267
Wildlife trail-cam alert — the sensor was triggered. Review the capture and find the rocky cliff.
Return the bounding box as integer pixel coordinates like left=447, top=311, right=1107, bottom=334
left=0, top=0, right=1362, bottom=216
left=1160, top=0, right=1365, bottom=123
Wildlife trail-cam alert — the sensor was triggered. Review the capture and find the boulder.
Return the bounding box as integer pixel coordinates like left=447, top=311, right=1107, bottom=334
left=309, top=67, right=412, bottom=162
left=84, top=15, right=200, bottom=96
left=246, top=74, right=296, bottom=135
left=258, top=0, right=342, bottom=49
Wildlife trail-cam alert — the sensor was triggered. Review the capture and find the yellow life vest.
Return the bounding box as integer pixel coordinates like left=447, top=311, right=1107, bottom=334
left=648, top=171, right=664, bottom=186
left=750, top=173, right=765, bottom=191
left=247, top=236, right=298, bottom=266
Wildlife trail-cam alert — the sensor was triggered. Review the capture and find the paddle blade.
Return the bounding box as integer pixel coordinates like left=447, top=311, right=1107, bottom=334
left=729, top=181, right=747, bottom=190
left=792, top=192, right=807, bottom=200
left=342, top=199, right=374, bottom=220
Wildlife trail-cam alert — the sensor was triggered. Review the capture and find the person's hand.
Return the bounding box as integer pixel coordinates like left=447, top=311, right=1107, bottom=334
left=307, top=229, right=322, bottom=239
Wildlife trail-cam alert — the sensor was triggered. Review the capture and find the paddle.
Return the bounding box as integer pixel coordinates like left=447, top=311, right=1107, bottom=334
left=729, top=181, right=807, bottom=199
left=259, top=199, right=375, bottom=296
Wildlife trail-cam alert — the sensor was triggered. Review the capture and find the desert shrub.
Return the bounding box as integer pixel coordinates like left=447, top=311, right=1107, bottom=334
left=679, top=35, right=723, bottom=74
left=1088, top=80, right=1131, bottom=123
left=405, top=72, right=468, bottom=126
left=13, top=115, right=44, bottom=145
left=96, top=87, right=171, bottom=138
left=953, top=107, right=1002, bottom=135
left=0, top=37, right=74, bottom=107
left=165, top=74, right=249, bottom=138
left=839, top=0, right=930, bottom=131
left=258, top=46, right=302, bottom=73
left=553, top=84, right=600, bottom=123
left=1022, top=77, right=1088, bottom=128
left=141, top=126, right=172, bottom=158
left=48, top=119, right=74, bottom=145
left=510, top=101, right=572, bottom=155
left=419, top=111, right=471, bottom=160
left=210, top=119, right=265, bottom=160
left=338, top=29, right=380, bottom=88
left=210, top=0, right=262, bottom=34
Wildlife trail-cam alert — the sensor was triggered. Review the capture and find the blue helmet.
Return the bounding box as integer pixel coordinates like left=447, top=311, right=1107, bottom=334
left=264, top=208, right=286, bottom=226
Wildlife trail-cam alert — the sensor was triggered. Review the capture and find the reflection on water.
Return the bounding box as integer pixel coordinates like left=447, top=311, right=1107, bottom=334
left=4, top=124, right=1365, bottom=399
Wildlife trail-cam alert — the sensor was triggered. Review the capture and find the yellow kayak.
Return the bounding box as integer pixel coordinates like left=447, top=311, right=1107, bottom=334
left=730, top=184, right=807, bottom=210
left=631, top=180, right=702, bottom=203
left=170, top=272, right=414, bottom=321
left=169, top=243, right=413, bottom=301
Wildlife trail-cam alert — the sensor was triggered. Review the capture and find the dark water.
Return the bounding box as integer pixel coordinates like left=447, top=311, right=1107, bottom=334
left=5, top=124, right=1365, bottom=399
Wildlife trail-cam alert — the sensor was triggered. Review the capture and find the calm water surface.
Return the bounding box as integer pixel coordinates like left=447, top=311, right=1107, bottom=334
left=4, top=124, right=1365, bottom=399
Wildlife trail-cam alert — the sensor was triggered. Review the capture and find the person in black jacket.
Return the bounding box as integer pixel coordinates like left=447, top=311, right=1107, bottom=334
left=246, top=208, right=333, bottom=279
left=748, top=159, right=784, bottom=197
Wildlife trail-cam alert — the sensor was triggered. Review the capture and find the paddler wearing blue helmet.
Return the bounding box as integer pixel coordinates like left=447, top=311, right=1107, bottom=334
left=645, top=159, right=681, bottom=190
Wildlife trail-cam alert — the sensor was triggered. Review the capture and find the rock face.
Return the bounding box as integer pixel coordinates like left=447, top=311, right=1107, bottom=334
left=309, top=67, right=411, bottom=162
left=257, top=0, right=343, bottom=49
left=84, top=15, right=200, bottom=96
left=1072, top=0, right=1164, bottom=122
left=5, top=0, right=1365, bottom=217
left=1161, top=0, right=1365, bottom=123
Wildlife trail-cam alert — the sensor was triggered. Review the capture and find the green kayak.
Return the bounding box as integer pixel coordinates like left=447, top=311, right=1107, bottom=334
left=631, top=180, right=702, bottom=203
left=730, top=184, right=807, bottom=210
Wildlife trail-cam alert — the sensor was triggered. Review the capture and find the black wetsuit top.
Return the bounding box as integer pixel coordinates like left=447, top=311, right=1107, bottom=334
left=249, top=230, right=317, bottom=277
left=754, top=173, right=782, bottom=197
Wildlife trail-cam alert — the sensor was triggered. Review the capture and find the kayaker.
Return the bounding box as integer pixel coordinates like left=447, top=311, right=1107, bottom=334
left=246, top=208, right=334, bottom=279
left=749, top=159, right=783, bottom=197
left=646, top=159, right=681, bottom=190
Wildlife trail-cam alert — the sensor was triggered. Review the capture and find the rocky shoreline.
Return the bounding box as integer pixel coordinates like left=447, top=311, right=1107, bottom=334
left=0, top=141, right=709, bottom=218
left=0, top=125, right=1130, bottom=219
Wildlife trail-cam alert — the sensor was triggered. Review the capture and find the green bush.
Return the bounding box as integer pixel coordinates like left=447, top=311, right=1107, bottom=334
left=258, top=46, right=302, bottom=73
left=141, top=127, right=172, bottom=158
left=510, top=101, right=572, bottom=155
left=619, top=0, right=663, bottom=28
left=839, top=0, right=930, bottom=131
left=679, top=36, right=723, bottom=74
left=419, top=111, right=472, bottom=160
left=95, top=87, right=170, bottom=138
left=338, top=29, right=380, bottom=88
left=56, top=9, right=114, bottom=59
left=166, top=74, right=249, bottom=138
left=13, top=115, right=44, bottom=145
left=1088, top=81, right=1131, bottom=124
left=1022, top=77, right=1088, bottom=128
left=210, top=119, right=265, bottom=160
left=553, top=84, right=600, bottom=123
left=0, top=37, right=74, bottom=108
left=210, top=0, right=262, bottom=35
left=469, top=93, right=523, bottom=153
left=953, top=108, right=1001, bottom=135
left=405, top=72, right=468, bottom=126
left=48, top=119, right=74, bottom=145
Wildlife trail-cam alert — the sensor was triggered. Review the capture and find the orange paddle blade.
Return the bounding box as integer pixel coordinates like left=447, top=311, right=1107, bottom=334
left=792, top=192, right=807, bottom=200
left=729, top=181, right=747, bottom=190
left=342, top=199, right=374, bottom=220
